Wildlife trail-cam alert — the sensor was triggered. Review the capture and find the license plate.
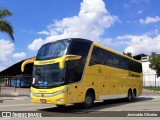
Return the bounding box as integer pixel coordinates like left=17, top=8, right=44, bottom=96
left=40, top=99, right=46, bottom=103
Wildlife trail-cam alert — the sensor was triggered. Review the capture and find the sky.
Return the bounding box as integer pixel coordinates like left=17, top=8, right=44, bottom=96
left=0, top=0, right=160, bottom=71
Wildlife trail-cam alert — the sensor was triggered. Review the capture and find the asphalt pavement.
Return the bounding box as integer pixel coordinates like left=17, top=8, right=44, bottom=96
left=0, top=89, right=160, bottom=120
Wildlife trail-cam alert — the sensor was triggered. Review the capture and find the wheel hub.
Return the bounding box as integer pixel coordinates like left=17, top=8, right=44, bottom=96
left=86, top=96, right=92, bottom=104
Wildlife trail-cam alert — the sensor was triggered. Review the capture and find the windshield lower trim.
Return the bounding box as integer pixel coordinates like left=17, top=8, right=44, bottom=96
left=31, top=82, right=67, bottom=89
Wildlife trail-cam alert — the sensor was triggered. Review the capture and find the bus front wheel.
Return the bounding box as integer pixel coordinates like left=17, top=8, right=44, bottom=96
left=82, top=92, right=94, bottom=108
left=55, top=105, right=65, bottom=108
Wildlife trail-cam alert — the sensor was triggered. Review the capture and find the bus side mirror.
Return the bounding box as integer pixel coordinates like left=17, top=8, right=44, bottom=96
left=59, top=55, right=82, bottom=69
left=21, top=58, right=35, bottom=72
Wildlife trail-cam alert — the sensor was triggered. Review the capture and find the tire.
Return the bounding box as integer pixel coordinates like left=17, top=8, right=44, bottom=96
left=56, top=105, right=65, bottom=108
left=127, top=90, right=132, bottom=102
left=82, top=92, right=94, bottom=108
left=132, top=90, right=136, bottom=101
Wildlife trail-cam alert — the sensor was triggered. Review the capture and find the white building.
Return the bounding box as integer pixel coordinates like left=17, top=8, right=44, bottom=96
left=141, top=56, right=160, bottom=87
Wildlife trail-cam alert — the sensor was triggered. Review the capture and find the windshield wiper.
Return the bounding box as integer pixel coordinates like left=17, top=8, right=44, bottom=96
left=52, top=82, right=64, bottom=87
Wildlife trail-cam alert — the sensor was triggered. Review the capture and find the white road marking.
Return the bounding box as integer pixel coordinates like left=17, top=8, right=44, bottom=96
left=0, top=104, right=40, bottom=107
left=25, top=106, right=53, bottom=110
left=0, top=118, right=11, bottom=120
left=115, top=110, right=122, bottom=111
left=13, top=98, right=27, bottom=100
left=0, top=103, right=54, bottom=111
left=138, top=96, right=160, bottom=99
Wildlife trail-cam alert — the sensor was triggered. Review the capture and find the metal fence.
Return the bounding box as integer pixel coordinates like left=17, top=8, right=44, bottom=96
left=143, top=74, right=160, bottom=87
left=0, top=76, right=31, bottom=96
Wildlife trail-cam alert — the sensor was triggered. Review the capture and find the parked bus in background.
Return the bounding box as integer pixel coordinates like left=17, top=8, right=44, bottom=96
left=11, top=75, right=32, bottom=88
left=21, top=38, right=142, bottom=108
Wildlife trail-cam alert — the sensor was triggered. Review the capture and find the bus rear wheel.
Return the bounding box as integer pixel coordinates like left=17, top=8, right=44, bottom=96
left=82, top=92, right=94, bottom=108
left=132, top=90, right=136, bottom=101
left=127, top=90, right=132, bottom=102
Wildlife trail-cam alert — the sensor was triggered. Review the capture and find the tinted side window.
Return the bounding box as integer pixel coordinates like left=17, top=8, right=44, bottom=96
left=89, top=47, right=103, bottom=65
left=105, top=51, right=115, bottom=67
left=127, top=60, right=142, bottom=73
left=89, top=46, right=142, bottom=73
left=66, top=41, right=91, bottom=83
left=89, top=46, right=122, bottom=68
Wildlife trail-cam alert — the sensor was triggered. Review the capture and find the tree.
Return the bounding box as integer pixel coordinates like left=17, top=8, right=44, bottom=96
left=150, top=52, right=160, bottom=77
left=123, top=52, right=132, bottom=58
left=0, top=8, right=14, bottom=41
left=150, top=52, right=156, bottom=59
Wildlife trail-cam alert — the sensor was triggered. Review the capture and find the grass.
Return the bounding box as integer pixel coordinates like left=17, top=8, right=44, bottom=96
left=144, top=87, right=160, bottom=91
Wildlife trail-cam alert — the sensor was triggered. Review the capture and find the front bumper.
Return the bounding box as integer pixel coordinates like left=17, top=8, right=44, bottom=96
left=30, top=92, right=67, bottom=105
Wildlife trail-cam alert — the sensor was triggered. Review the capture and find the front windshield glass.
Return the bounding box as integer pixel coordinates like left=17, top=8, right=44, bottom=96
left=36, top=40, right=70, bottom=60
left=32, top=63, right=65, bottom=88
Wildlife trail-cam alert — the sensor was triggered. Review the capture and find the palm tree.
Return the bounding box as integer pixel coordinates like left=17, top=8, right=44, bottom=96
left=0, top=8, right=14, bottom=41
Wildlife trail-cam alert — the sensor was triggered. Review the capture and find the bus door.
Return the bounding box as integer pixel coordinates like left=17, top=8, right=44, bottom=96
left=67, top=69, right=78, bottom=104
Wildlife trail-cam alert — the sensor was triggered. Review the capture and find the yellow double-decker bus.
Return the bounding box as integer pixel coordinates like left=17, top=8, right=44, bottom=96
left=22, top=38, right=142, bottom=108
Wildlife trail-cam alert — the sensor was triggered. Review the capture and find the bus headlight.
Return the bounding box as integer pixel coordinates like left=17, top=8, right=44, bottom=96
left=52, top=88, right=68, bottom=96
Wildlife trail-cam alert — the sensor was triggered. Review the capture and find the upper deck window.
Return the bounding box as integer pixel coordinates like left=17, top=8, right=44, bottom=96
left=36, top=40, right=70, bottom=60
left=89, top=46, right=142, bottom=73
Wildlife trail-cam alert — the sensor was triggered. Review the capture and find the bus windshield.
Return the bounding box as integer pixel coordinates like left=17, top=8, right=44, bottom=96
left=36, top=40, right=70, bottom=60
left=32, top=39, right=92, bottom=88
left=32, top=63, right=66, bottom=88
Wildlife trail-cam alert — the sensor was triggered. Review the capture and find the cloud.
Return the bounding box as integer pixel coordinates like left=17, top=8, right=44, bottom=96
left=131, top=0, right=150, bottom=3
left=28, top=0, right=118, bottom=51
left=137, top=10, right=143, bottom=14
left=142, top=29, right=159, bottom=36
left=0, top=39, right=27, bottom=71
left=139, top=16, right=160, bottom=24
left=117, top=35, right=160, bottom=55
left=13, top=52, right=26, bottom=59
left=0, top=39, right=14, bottom=71
left=28, top=38, right=44, bottom=51
left=0, top=39, right=14, bottom=62
left=37, top=31, right=50, bottom=35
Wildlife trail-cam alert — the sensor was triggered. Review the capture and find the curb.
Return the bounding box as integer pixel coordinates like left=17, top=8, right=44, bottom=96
left=0, top=92, right=29, bottom=97
left=1, top=98, right=14, bottom=100
left=144, top=89, right=160, bottom=93
left=1, top=96, right=30, bottom=100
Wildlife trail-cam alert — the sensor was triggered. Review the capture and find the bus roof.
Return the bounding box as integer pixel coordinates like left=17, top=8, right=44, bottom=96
left=46, top=38, right=93, bottom=45
left=43, top=38, right=141, bottom=63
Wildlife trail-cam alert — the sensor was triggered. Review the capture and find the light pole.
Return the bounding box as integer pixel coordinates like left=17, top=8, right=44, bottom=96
left=155, top=74, right=157, bottom=87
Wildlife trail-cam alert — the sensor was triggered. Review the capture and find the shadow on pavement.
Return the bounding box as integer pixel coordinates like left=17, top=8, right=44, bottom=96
left=38, top=96, right=154, bottom=116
